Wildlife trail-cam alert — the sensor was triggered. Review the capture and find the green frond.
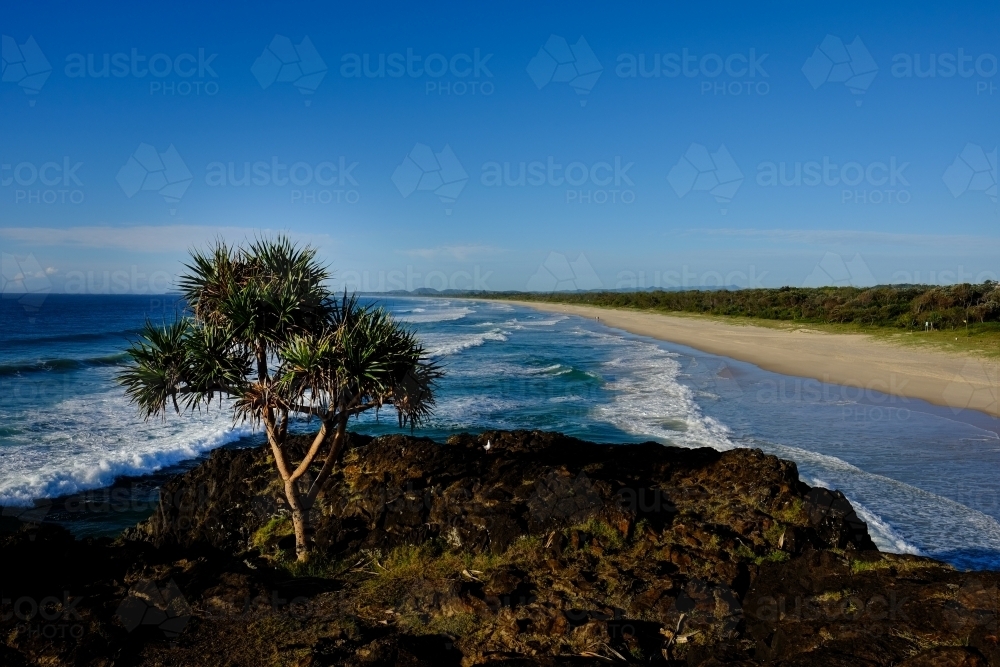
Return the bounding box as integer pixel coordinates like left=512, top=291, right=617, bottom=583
left=117, top=318, right=192, bottom=419
left=120, top=235, right=441, bottom=430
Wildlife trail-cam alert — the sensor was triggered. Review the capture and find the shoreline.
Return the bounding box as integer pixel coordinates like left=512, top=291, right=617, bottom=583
left=498, top=300, right=1000, bottom=419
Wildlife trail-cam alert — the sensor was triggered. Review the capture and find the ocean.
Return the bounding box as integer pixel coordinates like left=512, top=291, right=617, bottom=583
left=2, top=294, right=999, bottom=570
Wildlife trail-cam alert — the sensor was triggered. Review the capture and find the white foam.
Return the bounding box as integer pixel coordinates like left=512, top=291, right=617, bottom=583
left=410, top=393, right=526, bottom=430
left=395, top=306, right=474, bottom=323
left=761, top=441, right=1000, bottom=564
left=526, top=364, right=568, bottom=376
left=422, top=329, right=509, bottom=358
left=853, top=502, right=924, bottom=556
left=0, top=375, right=254, bottom=505
left=505, top=316, right=567, bottom=327
left=548, top=395, right=583, bottom=403
left=800, top=477, right=920, bottom=555
left=586, top=331, right=736, bottom=451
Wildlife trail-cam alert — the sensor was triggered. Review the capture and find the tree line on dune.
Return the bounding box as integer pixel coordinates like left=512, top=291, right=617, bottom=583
left=500, top=282, right=1000, bottom=331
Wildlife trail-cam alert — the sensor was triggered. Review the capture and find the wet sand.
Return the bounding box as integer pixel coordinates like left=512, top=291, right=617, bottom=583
left=503, top=301, right=1000, bottom=418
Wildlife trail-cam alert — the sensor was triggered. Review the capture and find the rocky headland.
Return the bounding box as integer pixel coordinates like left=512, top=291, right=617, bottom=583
left=3, top=431, right=999, bottom=666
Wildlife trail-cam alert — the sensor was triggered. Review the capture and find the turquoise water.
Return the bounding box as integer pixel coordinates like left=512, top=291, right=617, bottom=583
left=1, top=295, right=999, bottom=569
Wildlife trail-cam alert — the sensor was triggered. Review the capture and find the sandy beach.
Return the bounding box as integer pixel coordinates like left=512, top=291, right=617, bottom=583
left=503, top=300, right=1000, bottom=418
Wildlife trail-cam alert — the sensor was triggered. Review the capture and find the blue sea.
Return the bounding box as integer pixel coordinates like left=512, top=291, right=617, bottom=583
left=2, top=294, right=999, bottom=570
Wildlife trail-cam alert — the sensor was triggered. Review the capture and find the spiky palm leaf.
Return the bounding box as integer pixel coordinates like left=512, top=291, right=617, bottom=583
left=121, top=236, right=440, bottom=429
left=119, top=318, right=191, bottom=419
left=118, top=318, right=252, bottom=419
left=274, top=294, right=441, bottom=427
left=178, top=236, right=332, bottom=357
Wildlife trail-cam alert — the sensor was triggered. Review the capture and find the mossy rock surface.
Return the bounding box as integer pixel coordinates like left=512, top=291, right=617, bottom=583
left=4, top=430, right=997, bottom=666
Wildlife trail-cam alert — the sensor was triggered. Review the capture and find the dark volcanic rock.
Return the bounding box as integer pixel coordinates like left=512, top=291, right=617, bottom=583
left=3, top=430, right=997, bottom=666
left=131, top=430, right=876, bottom=559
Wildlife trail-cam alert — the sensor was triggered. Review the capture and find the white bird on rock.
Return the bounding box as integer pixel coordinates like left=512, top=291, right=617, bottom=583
left=484, top=439, right=492, bottom=451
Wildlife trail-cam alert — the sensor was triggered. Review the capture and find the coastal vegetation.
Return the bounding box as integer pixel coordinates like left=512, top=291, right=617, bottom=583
left=491, top=283, right=1000, bottom=329
left=117, top=237, right=441, bottom=561
left=487, top=282, right=1000, bottom=356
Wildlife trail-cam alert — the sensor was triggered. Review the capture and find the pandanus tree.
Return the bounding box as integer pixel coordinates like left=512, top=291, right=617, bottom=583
left=118, top=237, right=441, bottom=561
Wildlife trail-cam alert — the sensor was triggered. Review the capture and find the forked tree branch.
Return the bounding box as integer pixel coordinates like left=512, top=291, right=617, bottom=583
left=289, top=420, right=329, bottom=483
left=306, top=412, right=349, bottom=504
left=263, top=408, right=292, bottom=481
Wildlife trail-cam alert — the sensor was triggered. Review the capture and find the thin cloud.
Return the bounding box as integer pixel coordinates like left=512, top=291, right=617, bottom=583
left=399, top=244, right=504, bottom=261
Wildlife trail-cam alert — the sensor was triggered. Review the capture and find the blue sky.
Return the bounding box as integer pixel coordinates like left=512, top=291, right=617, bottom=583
left=0, top=0, right=997, bottom=293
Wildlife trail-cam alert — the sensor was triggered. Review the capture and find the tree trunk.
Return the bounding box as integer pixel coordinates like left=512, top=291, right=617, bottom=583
left=285, top=479, right=311, bottom=562
left=291, top=506, right=310, bottom=562
left=282, top=416, right=349, bottom=562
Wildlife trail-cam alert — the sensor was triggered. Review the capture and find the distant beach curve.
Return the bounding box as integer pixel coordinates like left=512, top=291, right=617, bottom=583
left=502, top=300, right=1000, bottom=419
